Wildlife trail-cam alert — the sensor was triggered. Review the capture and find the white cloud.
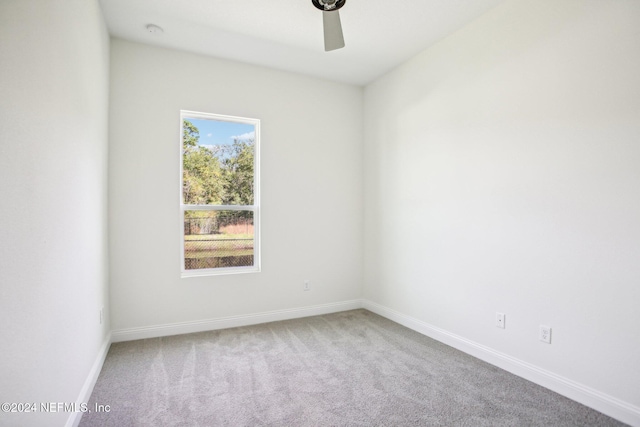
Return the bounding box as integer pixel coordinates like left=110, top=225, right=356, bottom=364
left=207, top=133, right=212, bottom=137
left=231, top=131, right=255, bottom=141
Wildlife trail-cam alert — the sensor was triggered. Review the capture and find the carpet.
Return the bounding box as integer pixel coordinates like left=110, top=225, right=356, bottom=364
left=79, top=309, right=625, bottom=426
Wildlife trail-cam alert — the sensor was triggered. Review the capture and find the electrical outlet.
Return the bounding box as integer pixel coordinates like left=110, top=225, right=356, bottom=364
left=303, top=280, right=311, bottom=291
left=496, top=312, right=505, bottom=329
left=99, top=307, right=104, bottom=325
left=540, top=325, right=551, bottom=344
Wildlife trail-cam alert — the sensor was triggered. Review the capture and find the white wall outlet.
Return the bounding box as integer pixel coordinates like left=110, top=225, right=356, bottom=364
left=303, top=280, right=311, bottom=291
left=496, top=312, right=505, bottom=329
left=99, top=307, right=104, bottom=325
left=540, top=325, right=552, bottom=344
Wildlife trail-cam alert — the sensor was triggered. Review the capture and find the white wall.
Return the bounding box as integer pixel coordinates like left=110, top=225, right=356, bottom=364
left=108, top=40, right=363, bottom=331
left=364, top=0, right=640, bottom=416
left=0, top=0, right=110, bottom=426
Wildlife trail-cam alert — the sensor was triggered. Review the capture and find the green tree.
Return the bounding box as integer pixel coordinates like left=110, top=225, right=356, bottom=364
left=182, top=120, right=225, bottom=208
left=222, top=138, right=255, bottom=206
left=183, top=119, right=199, bottom=148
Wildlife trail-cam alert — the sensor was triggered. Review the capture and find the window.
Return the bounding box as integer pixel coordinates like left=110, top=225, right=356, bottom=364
left=180, top=111, right=260, bottom=276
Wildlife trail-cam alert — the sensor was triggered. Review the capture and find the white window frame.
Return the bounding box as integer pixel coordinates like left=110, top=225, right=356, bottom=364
left=180, top=110, right=261, bottom=277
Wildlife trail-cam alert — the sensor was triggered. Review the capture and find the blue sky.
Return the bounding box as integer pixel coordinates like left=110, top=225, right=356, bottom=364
left=186, top=118, right=255, bottom=147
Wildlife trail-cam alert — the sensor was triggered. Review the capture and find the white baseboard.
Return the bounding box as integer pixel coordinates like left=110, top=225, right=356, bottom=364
left=66, top=332, right=112, bottom=427
left=362, top=299, right=640, bottom=427
left=111, top=299, right=363, bottom=342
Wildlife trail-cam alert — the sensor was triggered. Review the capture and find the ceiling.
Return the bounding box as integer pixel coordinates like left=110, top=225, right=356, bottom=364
left=99, top=0, right=505, bottom=86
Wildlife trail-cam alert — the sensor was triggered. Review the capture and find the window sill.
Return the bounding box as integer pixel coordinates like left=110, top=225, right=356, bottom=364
left=181, top=266, right=261, bottom=278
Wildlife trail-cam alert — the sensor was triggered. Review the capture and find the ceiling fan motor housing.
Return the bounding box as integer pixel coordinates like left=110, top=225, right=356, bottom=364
left=312, top=0, right=346, bottom=12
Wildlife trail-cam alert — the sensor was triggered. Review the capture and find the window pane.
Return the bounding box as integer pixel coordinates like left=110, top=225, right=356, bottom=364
left=184, top=210, right=254, bottom=270
left=182, top=118, right=255, bottom=205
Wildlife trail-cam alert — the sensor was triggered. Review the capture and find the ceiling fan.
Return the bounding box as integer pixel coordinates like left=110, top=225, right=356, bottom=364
left=311, top=0, right=347, bottom=52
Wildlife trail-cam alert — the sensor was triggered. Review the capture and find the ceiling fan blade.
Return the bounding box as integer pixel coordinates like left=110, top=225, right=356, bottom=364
left=323, top=10, right=345, bottom=51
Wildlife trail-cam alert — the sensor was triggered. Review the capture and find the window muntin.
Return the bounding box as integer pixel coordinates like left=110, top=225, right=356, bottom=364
left=180, top=111, right=260, bottom=276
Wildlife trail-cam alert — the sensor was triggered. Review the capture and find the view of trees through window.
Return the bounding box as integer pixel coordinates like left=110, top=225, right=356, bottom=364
left=181, top=115, right=257, bottom=272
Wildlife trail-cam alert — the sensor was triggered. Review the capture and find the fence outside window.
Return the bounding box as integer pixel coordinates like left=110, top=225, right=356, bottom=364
left=183, top=213, right=254, bottom=270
